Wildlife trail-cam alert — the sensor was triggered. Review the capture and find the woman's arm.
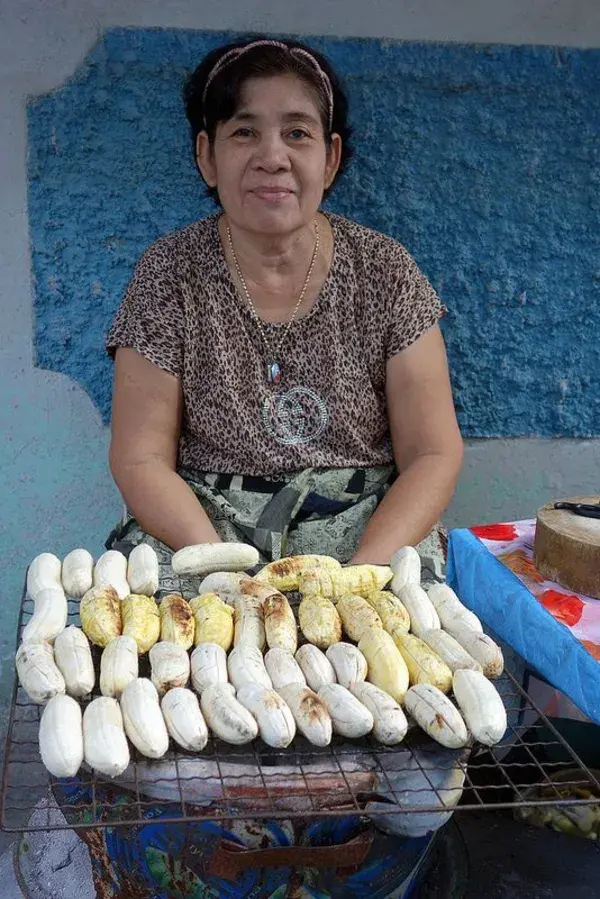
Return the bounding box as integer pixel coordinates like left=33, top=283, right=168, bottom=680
left=109, top=348, right=222, bottom=551
left=351, top=325, right=463, bottom=564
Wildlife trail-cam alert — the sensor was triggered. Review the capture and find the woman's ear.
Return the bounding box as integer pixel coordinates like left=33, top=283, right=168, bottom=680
left=324, top=133, right=342, bottom=189
left=195, top=131, right=217, bottom=186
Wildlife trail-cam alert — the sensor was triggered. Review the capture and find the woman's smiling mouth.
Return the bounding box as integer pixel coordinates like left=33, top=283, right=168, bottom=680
left=251, top=187, right=294, bottom=201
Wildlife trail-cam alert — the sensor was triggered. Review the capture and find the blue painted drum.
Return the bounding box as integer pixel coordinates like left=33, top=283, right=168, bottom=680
left=52, top=779, right=437, bottom=898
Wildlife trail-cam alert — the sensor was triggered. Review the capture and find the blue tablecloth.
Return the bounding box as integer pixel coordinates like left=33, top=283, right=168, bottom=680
left=446, top=527, right=600, bottom=726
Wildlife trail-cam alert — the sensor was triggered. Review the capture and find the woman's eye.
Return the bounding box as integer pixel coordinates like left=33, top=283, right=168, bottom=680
left=233, top=127, right=253, bottom=138
left=288, top=128, right=309, bottom=140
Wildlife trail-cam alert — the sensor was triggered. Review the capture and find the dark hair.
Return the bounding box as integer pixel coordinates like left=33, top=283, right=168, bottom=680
left=183, top=36, right=353, bottom=203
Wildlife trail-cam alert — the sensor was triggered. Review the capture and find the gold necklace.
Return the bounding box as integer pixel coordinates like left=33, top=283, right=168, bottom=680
left=226, top=219, right=320, bottom=384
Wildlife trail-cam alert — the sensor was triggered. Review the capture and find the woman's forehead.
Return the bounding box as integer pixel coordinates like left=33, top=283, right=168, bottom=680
left=234, top=74, right=322, bottom=118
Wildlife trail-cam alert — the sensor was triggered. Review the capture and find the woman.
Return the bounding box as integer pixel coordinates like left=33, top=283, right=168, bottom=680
left=106, top=36, right=463, bottom=588
left=81, top=36, right=466, bottom=896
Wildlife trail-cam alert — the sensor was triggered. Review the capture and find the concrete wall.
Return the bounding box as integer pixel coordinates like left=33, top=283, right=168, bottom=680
left=29, top=32, right=600, bottom=440
left=2, top=1, right=599, bottom=718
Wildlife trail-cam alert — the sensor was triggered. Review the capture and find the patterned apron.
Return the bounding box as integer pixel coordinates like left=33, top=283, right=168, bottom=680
left=106, top=465, right=447, bottom=596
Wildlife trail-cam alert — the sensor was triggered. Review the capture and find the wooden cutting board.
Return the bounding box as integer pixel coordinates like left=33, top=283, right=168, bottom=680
left=534, top=497, right=600, bottom=600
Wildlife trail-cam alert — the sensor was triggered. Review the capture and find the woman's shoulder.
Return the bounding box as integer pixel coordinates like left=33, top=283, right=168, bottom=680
left=137, top=214, right=220, bottom=267
left=326, top=213, right=415, bottom=271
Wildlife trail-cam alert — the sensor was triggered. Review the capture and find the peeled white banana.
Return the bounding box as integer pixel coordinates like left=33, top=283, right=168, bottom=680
left=197, top=572, right=246, bottom=597
left=100, top=635, right=138, bottom=698
left=83, top=696, right=130, bottom=777
left=39, top=694, right=84, bottom=777
left=200, top=683, right=258, bottom=744
left=16, top=642, right=65, bottom=704
left=120, top=678, right=169, bottom=758
left=227, top=645, right=272, bottom=690
left=325, top=642, right=367, bottom=689
left=53, top=626, right=95, bottom=697
left=421, top=629, right=483, bottom=674
left=237, top=683, right=296, bottom=748
left=61, top=548, right=94, bottom=597
left=172, top=543, right=259, bottom=576
left=161, top=687, right=209, bottom=751
left=27, top=553, right=62, bottom=600
left=448, top=626, right=504, bottom=679
left=263, top=593, right=298, bottom=654
left=390, top=546, right=421, bottom=592
left=276, top=684, right=332, bottom=747
left=317, top=683, right=374, bottom=738
left=350, top=682, right=408, bottom=745
left=395, top=584, right=440, bottom=637
left=22, top=587, right=68, bottom=645
left=426, top=584, right=483, bottom=634
left=264, top=648, right=306, bottom=690
left=93, top=550, right=130, bottom=600
left=404, top=683, right=469, bottom=749
left=149, top=641, right=190, bottom=695
left=295, top=644, right=336, bottom=692
left=233, top=594, right=266, bottom=651
left=240, top=579, right=283, bottom=604
left=127, top=543, right=159, bottom=596
left=452, top=669, right=507, bottom=746
left=190, top=643, right=228, bottom=694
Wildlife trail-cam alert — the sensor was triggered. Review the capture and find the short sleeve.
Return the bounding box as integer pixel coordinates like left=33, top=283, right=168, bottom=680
left=106, top=238, right=185, bottom=377
left=385, top=246, right=447, bottom=359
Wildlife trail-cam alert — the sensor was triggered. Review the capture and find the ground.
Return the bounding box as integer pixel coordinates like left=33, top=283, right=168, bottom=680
left=422, top=812, right=600, bottom=899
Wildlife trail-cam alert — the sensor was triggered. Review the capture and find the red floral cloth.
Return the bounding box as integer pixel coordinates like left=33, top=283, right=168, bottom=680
left=470, top=524, right=518, bottom=542
left=469, top=519, right=600, bottom=662
left=538, top=590, right=584, bottom=628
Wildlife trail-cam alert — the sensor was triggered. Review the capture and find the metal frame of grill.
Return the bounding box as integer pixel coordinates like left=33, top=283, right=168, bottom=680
left=3, top=591, right=600, bottom=834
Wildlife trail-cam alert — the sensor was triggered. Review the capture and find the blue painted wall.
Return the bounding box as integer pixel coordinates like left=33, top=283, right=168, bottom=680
left=28, top=29, right=600, bottom=437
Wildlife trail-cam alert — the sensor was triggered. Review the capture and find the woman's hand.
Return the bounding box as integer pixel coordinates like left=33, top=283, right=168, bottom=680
left=109, top=348, right=222, bottom=550
left=351, top=325, right=463, bottom=564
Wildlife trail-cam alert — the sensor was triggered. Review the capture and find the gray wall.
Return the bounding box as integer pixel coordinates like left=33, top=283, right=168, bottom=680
left=1, top=0, right=599, bottom=711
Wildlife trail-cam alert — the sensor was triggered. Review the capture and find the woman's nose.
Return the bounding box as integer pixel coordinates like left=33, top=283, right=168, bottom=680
left=252, top=134, right=291, bottom=171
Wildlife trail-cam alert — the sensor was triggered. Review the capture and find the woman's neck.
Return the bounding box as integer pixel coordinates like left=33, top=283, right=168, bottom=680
left=224, top=215, right=318, bottom=277
left=219, top=212, right=333, bottom=319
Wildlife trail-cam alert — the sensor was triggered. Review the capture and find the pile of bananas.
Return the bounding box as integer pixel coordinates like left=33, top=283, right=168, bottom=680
left=16, top=544, right=508, bottom=781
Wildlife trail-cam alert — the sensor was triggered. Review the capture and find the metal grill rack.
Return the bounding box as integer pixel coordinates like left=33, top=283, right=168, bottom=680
left=3, top=592, right=600, bottom=833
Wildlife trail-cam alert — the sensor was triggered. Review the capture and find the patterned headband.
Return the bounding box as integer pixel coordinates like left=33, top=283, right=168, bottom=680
left=202, top=39, right=334, bottom=131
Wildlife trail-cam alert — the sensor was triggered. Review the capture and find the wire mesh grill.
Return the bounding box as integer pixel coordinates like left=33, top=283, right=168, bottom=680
left=3, top=591, right=600, bottom=833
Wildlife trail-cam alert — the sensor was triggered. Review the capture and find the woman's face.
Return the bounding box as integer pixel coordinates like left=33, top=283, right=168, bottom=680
left=197, top=74, right=341, bottom=236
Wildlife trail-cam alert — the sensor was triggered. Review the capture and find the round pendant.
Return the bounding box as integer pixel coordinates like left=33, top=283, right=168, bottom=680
left=261, top=386, right=330, bottom=446
left=267, top=362, right=282, bottom=384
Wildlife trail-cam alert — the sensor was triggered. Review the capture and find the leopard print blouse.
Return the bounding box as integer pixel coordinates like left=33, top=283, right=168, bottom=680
left=106, top=212, right=446, bottom=476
